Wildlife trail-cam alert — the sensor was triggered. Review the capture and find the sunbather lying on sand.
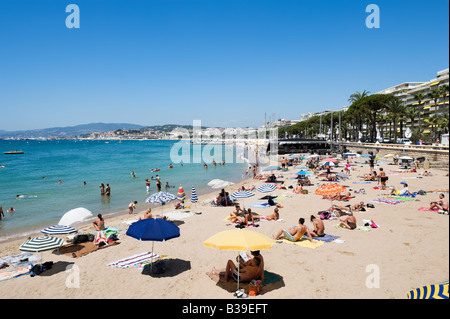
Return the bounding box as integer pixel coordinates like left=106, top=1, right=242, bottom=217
left=256, top=208, right=280, bottom=221
left=324, top=192, right=353, bottom=201
left=273, top=218, right=315, bottom=242
left=333, top=202, right=365, bottom=212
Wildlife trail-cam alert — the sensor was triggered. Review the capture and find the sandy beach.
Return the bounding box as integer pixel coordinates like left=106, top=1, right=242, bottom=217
left=0, top=158, right=448, bottom=300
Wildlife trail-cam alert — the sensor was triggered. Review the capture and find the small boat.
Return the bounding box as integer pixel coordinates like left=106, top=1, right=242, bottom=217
left=4, top=151, right=24, bottom=155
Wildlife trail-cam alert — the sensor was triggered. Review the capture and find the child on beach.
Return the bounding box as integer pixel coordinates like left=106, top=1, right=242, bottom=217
left=129, top=201, right=138, bottom=214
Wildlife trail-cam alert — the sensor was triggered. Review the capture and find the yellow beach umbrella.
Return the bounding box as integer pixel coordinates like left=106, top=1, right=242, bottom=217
left=384, top=154, right=395, bottom=158
left=204, top=229, right=275, bottom=252
left=204, top=229, right=275, bottom=293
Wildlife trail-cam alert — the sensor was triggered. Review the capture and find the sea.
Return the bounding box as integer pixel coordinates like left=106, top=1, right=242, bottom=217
left=0, top=139, right=251, bottom=240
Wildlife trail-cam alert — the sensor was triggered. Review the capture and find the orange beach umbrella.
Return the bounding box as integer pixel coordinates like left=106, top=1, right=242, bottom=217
left=315, top=183, right=346, bottom=196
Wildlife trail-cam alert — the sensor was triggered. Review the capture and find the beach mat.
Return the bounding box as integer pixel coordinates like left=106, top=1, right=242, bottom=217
left=207, top=270, right=284, bottom=295
left=0, top=265, right=31, bottom=282
left=279, top=238, right=325, bottom=249
left=248, top=201, right=270, bottom=208
left=108, top=251, right=160, bottom=268
left=302, top=234, right=340, bottom=243
left=418, top=207, right=439, bottom=212
left=57, top=241, right=120, bottom=258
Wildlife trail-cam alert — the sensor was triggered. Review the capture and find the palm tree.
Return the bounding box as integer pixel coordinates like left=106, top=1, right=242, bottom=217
left=428, top=89, right=441, bottom=118
left=440, top=84, right=449, bottom=109
left=413, top=92, right=425, bottom=132
left=385, top=98, right=407, bottom=143
left=405, top=107, right=419, bottom=129
left=348, top=90, right=371, bottom=104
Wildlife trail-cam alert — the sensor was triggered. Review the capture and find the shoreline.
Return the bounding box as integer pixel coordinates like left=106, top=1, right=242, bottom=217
left=0, top=164, right=258, bottom=245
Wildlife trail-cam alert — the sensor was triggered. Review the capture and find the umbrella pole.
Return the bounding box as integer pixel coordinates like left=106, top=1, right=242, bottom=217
left=151, top=241, right=155, bottom=273
left=237, top=254, right=240, bottom=292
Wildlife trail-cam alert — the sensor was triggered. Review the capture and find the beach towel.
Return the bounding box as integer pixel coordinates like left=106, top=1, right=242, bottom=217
left=371, top=198, right=401, bottom=205
left=58, top=240, right=120, bottom=258
left=279, top=238, right=325, bottom=249
left=353, top=181, right=372, bottom=184
left=418, top=207, right=439, bottom=212
left=133, top=255, right=173, bottom=269
left=302, top=234, right=340, bottom=243
left=123, top=219, right=138, bottom=225
left=248, top=201, right=271, bottom=208
left=335, top=224, right=371, bottom=231
left=0, top=265, right=31, bottom=282
left=163, top=211, right=194, bottom=220
left=108, top=251, right=160, bottom=269
left=1, top=252, right=41, bottom=268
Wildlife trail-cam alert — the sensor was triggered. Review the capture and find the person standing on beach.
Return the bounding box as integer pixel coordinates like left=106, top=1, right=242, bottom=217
left=105, top=184, right=111, bottom=196
left=379, top=168, right=388, bottom=190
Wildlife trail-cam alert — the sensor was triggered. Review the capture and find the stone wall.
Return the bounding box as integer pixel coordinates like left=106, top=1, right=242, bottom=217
left=338, top=143, right=449, bottom=170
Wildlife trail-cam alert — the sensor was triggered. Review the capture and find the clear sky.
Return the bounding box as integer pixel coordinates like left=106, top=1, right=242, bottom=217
left=0, top=0, right=448, bottom=131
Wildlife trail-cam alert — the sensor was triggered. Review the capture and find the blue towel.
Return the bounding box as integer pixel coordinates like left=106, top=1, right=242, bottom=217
left=248, top=201, right=270, bottom=208
left=353, top=181, right=372, bottom=184
left=303, top=234, right=340, bottom=242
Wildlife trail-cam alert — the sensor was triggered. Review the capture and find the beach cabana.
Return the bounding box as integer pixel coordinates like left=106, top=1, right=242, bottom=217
left=203, top=229, right=275, bottom=293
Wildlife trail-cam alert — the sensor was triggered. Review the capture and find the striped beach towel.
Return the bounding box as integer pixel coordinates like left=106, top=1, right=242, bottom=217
left=108, top=252, right=160, bottom=269
left=0, top=265, right=31, bottom=282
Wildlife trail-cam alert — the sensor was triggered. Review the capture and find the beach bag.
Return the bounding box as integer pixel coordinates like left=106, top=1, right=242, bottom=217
left=367, top=203, right=375, bottom=208
left=319, top=211, right=331, bottom=220
left=73, top=234, right=89, bottom=244
left=302, top=189, right=308, bottom=194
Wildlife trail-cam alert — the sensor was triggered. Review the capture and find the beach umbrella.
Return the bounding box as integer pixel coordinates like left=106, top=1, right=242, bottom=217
left=343, top=152, right=357, bottom=157
left=212, top=181, right=234, bottom=189
left=256, top=184, right=277, bottom=193
left=296, top=170, right=313, bottom=176
left=126, top=218, right=180, bottom=273
left=208, top=179, right=224, bottom=187
left=322, top=158, right=338, bottom=163
left=361, top=154, right=371, bottom=158
left=177, top=185, right=186, bottom=202
left=41, top=225, right=78, bottom=235
left=399, top=156, right=413, bottom=161
left=320, top=161, right=336, bottom=167
left=407, top=281, right=449, bottom=299
left=230, top=190, right=255, bottom=200
left=58, top=207, right=93, bottom=227
left=384, top=154, right=395, bottom=158
left=315, top=183, right=346, bottom=204
left=295, top=165, right=309, bottom=170
left=335, top=172, right=349, bottom=180
left=315, top=183, right=346, bottom=196
left=20, top=236, right=64, bottom=266
left=306, top=154, right=320, bottom=159
left=190, top=185, right=198, bottom=204
left=145, top=192, right=177, bottom=216
left=203, top=229, right=275, bottom=291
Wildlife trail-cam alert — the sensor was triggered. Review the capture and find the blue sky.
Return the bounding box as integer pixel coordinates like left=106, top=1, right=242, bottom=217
left=0, top=0, right=448, bottom=131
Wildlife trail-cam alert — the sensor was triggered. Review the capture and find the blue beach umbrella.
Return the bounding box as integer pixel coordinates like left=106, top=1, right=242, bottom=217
left=361, top=154, right=371, bottom=158
left=296, top=170, right=313, bottom=176
left=256, top=184, right=277, bottom=193
left=42, top=225, right=78, bottom=235
left=126, top=218, right=180, bottom=273
left=145, top=192, right=177, bottom=204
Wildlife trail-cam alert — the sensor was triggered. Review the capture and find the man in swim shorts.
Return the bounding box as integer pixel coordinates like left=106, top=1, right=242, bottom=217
left=338, top=214, right=357, bottom=230
left=273, top=218, right=314, bottom=242
left=430, top=193, right=449, bottom=212
left=310, top=215, right=325, bottom=237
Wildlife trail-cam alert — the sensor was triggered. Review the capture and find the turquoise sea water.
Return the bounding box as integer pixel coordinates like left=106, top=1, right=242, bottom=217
left=0, top=140, right=249, bottom=239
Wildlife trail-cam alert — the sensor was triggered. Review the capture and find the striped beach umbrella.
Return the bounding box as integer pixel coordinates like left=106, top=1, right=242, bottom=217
left=191, top=185, right=198, bottom=204
left=212, top=181, right=234, bottom=189
left=145, top=192, right=177, bottom=204
left=230, top=190, right=255, bottom=200
left=207, top=179, right=224, bottom=187
left=20, top=236, right=64, bottom=253
left=177, top=185, right=186, bottom=201
left=42, top=225, right=78, bottom=235
left=407, top=282, right=449, bottom=299
left=256, top=184, right=277, bottom=193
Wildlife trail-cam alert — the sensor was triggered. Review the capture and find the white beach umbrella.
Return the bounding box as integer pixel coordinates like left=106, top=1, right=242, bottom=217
left=58, top=207, right=93, bottom=227
left=207, top=179, right=224, bottom=187
left=256, top=184, right=277, bottom=193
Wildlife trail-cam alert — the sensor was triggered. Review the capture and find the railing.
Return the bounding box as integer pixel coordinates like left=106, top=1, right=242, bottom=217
left=336, top=142, right=449, bottom=152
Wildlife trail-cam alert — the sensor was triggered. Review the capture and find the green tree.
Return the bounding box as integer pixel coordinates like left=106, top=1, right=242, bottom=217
left=385, top=97, right=407, bottom=143
left=428, top=89, right=441, bottom=118
left=413, top=92, right=425, bottom=132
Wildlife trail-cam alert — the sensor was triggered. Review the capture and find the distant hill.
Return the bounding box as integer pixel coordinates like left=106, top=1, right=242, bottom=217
left=0, top=123, right=145, bottom=138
